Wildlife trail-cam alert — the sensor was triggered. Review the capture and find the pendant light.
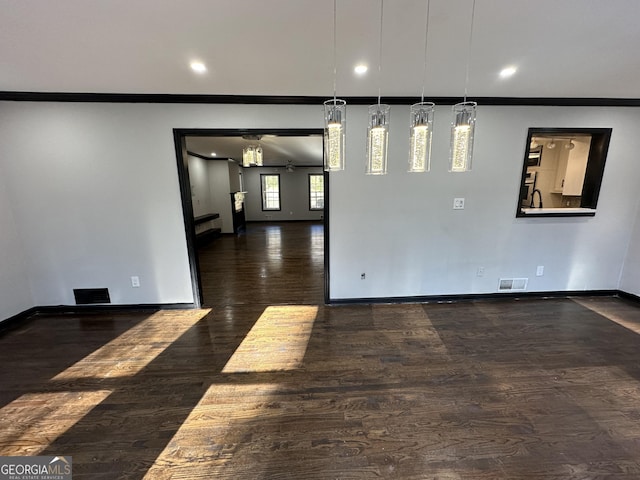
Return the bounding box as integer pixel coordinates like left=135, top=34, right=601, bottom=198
left=546, top=138, right=556, bottom=149
left=409, top=0, right=434, bottom=173
left=366, top=0, right=390, bottom=175
left=449, top=0, right=477, bottom=173
left=242, top=145, right=262, bottom=167
left=565, top=139, right=575, bottom=150
left=242, top=146, right=252, bottom=167
left=323, top=0, right=346, bottom=172
left=242, top=136, right=263, bottom=167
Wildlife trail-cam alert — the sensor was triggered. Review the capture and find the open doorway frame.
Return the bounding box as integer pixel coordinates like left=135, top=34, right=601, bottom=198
left=172, top=128, right=329, bottom=308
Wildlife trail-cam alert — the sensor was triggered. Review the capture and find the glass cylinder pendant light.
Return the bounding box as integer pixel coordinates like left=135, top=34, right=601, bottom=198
left=409, top=0, right=434, bottom=173
left=242, top=147, right=252, bottom=167
left=324, top=99, right=346, bottom=171
left=242, top=145, right=263, bottom=167
left=449, top=101, right=476, bottom=172
left=366, top=104, right=390, bottom=175
left=366, top=0, right=389, bottom=175
left=323, top=0, right=346, bottom=172
left=448, top=0, right=477, bottom=173
left=409, top=102, right=434, bottom=172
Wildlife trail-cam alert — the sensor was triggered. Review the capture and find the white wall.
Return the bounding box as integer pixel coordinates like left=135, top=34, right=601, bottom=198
left=0, top=102, right=322, bottom=310
left=0, top=162, right=33, bottom=321
left=229, top=162, right=241, bottom=192
left=329, top=105, right=640, bottom=299
left=243, top=166, right=324, bottom=221
left=1, top=101, right=640, bottom=314
left=620, top=198, right=640, bottom=296
left=188, top=155, right=213, bottom=218
left=188, top=155, right=238, bottom=234
left=208, top=161, right=234, bottom=234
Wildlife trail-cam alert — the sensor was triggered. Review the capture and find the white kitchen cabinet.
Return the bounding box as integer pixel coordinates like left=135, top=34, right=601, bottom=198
left=553, top=138, right=591, bottom=196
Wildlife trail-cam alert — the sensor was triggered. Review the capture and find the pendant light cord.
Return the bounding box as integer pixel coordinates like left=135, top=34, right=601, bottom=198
left=377, top=0, right=384, bottom=105
left=332, top=0, right=337, bottom=102
left=463, top=0, right=476, bottom=103
left=420, top=0, right=431, bottom=103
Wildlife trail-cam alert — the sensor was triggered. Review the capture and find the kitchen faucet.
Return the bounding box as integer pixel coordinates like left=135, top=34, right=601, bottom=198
left=530, top=189, right=543, bottom=208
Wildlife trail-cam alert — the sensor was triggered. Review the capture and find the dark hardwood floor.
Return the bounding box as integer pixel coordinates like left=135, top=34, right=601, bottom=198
left=198, top=221, right=325, bottom=306
left=2, top=223, right=640, bottom=478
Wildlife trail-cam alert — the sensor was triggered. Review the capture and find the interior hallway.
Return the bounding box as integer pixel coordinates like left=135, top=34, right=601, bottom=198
left=2, top=223, right=640, bottom=477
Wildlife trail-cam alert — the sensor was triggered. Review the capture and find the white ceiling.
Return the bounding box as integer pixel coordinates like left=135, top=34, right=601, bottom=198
left=1, top=0, right=639, bottom=99
left=186, top=135, right=323, bottom=166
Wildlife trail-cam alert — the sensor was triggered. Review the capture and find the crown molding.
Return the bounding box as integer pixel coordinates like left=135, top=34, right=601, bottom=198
left=1, top=91, right=640, bottom=107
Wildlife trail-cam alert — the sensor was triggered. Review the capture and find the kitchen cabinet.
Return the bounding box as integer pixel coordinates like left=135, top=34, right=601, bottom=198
left=553, top=138, right=591, bottom=196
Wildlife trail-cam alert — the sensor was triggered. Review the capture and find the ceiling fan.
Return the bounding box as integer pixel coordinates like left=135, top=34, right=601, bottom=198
left=285, top=160, right=295, bottom=173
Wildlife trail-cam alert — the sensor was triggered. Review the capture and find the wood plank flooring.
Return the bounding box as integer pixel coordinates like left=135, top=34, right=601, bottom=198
left=197, top=221, right=325, bottom=306
left=2, top=223, right=640, bottom=478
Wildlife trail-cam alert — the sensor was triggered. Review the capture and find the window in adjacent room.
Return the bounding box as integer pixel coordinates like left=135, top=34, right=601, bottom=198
left=309, top=174, right=324, bottom=210
left=261, top=174, right=281, bottom=211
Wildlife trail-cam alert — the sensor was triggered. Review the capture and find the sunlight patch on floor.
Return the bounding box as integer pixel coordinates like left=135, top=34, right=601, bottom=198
left=222, top=305, right=318, bottom=373
left=53, top=309, right=211, bottom=380
left=145, top=305, right=318, bottom=477
left=0, top=390, right=112, bottom=455
left=573, top=298, right=640, bottom=335
left=143, top=382, right=280, bottom=479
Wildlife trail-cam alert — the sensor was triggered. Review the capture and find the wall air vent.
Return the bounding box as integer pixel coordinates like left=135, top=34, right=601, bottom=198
left=73, top=288, right=111, bottom=304
left=498, top=278, right=528, bottom=292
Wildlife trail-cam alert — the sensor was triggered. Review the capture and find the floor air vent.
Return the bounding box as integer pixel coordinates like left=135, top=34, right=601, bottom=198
left=73, top=288, right=111, bottom=304
left=498, top=278, right=528, bottom=292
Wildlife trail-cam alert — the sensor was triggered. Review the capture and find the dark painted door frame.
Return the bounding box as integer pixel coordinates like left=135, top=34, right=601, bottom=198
left=172, top=128, right=329, bottom=308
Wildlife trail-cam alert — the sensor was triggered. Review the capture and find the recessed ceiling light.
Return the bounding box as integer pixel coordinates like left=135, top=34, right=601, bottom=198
left=190, top=61, right=207, bottom=74
left=210, top=152, right=217, bottom=157
left=354, top=64, right=368, bottom=75
left=499, top=66, right=517, bottom=78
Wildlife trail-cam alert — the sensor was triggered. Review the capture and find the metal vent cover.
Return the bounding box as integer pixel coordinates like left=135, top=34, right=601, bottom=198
left=73, top=288, right=111, bottom=304
left=498, top=278, right=528, bottom=292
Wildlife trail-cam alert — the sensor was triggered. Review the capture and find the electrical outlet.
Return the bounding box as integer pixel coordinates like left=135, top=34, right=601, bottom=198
left=477, top=267, right=485, bottom=277
left=536, top=266, right=544, bottom=276
left=131, top=276, right=140, bottom=288
left=453, top=198, right=465, bottom=210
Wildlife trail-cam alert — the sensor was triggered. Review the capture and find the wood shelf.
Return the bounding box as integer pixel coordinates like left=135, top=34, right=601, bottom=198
left=194, top=213, right=220, bottom=226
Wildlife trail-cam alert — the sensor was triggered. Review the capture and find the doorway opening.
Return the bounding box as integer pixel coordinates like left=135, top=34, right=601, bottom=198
left=173, top=128, right=328, bottom=308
